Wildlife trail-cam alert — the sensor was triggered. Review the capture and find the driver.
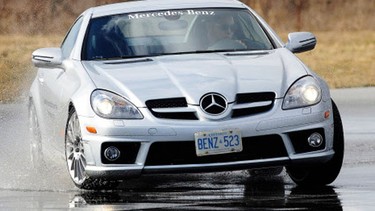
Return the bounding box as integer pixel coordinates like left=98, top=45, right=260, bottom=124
left=205, top=14, right=246, bottom=50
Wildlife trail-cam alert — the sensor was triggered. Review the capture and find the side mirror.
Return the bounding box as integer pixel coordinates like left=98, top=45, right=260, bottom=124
left=32, top=48, right=63, bottom=68
left=286, top=32, right=317, bottom=53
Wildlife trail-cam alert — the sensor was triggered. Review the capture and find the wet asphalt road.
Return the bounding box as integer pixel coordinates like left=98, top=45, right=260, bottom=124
left=0, top=87, right=374, bottom=210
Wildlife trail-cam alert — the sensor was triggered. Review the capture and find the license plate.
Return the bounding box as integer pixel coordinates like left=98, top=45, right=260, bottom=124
left=194, top=129, right=242, bottom=157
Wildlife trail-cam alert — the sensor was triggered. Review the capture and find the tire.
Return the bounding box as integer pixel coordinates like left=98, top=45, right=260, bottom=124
left=65, top=107, right=119, bottom=190
left=286, top=100, right=344, bottom=186
left=29, top=101, right=46, bottom=171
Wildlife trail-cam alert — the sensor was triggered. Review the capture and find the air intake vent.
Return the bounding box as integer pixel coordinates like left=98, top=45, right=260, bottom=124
left=232, top=92, right=275, bottom=118
left=145, top=135, right=286, bottom=166
left=146, top=92, right=275, bottom=120
left=146, top=98, right=198, bottom=120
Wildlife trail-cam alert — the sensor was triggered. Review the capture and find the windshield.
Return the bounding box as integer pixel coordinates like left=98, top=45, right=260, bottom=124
left=82, top=8, right=274, bottom=60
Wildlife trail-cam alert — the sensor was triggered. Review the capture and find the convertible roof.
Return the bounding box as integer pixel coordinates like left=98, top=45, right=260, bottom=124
left=86, top=0, right=247, bottom=18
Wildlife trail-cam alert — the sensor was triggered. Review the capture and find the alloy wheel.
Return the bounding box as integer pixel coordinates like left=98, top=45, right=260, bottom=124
left=65, top=110, right=87, bottom=186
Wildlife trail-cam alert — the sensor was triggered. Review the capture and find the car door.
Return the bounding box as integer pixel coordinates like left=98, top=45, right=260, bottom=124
left=40, top=17, right=84, bottom=138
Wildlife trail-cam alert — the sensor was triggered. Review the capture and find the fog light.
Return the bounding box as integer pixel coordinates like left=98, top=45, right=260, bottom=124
left=307, top=133, right=323, bottom=147
left=104, top=146, right=120, bottom=161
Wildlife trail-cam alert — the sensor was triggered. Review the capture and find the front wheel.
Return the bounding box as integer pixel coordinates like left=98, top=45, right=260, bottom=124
left=286, top=100, right=344, bottom=186
left=65, top=107, right=119, bottom=190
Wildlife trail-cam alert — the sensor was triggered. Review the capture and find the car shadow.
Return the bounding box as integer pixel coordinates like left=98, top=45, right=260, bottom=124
left=68, top=171, right=342, bottom=210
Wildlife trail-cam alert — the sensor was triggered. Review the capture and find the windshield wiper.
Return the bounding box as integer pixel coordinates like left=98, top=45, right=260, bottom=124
left=89, top=49, right=262, bottom=61
left=152, top=49, right=240, bottom=56
left=224, top=50, right=272, bottom=56
left=104, top=58, right=153, bottom=64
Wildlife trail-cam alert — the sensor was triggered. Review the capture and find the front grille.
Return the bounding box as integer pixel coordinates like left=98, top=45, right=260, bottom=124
left=145, top=135, right=286, bottom=166
left=232, top=92, right=275, bottom=118
left=236, top=92, right=275, bottom=104
left=146, top=97, right=187, bottom=108
left=145, top=92, right=275, bottom=120
left=146, top=98, right=198, bottom=120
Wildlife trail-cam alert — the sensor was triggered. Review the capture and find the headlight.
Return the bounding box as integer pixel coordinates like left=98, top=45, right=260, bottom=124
left=91, top=90, right=143, bottom=119
left=282, top=76, right=322, bottom=110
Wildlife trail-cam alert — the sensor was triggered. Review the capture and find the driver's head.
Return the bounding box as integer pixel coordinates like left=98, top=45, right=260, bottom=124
left=206, top=14, right=235, bottom=44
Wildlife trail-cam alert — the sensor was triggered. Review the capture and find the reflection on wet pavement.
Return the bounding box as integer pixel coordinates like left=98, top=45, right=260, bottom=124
left=66, top=172, right=342, bottom=210
left=0, top=170, right=345, bottom=210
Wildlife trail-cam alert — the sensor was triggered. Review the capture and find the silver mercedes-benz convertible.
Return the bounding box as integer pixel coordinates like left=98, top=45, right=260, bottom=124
left=29, top=0, right=344, bottom=189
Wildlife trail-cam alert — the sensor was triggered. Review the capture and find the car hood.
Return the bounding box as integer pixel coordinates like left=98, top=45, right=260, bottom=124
left=83, top=49, right=308, bottom=107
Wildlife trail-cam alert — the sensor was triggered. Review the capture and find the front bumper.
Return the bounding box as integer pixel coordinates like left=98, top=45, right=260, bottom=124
left=80, top=99, right=334, bottom=179
left=86, top=151, right=334, bottom=179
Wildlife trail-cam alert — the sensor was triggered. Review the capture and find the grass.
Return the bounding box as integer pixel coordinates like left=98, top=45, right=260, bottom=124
left=0, top=35, right=62, bottom=102
left=0, top=31, right=374, bottom=102
left=294, top=31, right=375, bottom=88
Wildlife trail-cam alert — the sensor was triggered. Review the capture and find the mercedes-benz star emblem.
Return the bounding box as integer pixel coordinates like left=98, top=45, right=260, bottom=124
left=200, top=93, right=227, bottom=115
